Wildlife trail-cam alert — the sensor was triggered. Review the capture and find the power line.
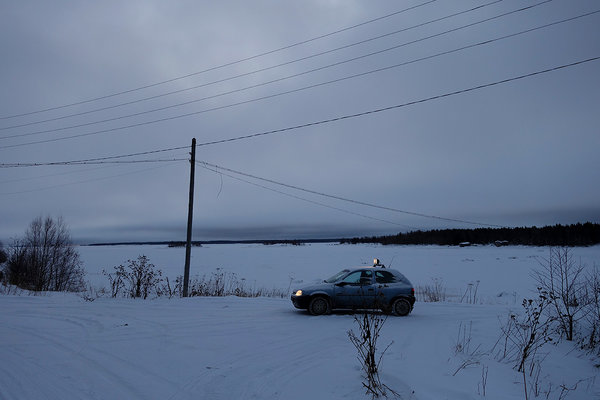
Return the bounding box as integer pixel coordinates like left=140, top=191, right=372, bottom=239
left=189, top=56, right=600, bottom=148
left=0, top=164, right=177, bottom=196
left=0, top=0, right=437, bottom=121
left=197, top=161, right=417, bottom=229
left=197, top=160, right=503, bottom=228
left=0, top=148, right=190, bottom=168
left=2, top=54, right=598, bottom=164
left=3, top=0, right=560, bottom=143
left=0, top=164, right=121, bottom=184
left=1, top=0, right=504, bottom=131
left=0, top=158, right=186, bottom=168
left=6, top=16, right=595, bottom=152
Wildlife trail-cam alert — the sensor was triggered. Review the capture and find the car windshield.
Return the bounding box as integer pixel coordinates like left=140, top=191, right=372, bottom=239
left=324, top=269, right=350, bottom=283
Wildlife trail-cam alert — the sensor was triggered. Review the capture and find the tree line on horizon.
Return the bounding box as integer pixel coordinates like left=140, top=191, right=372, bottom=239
left=340, top=222, right=600, bottom=247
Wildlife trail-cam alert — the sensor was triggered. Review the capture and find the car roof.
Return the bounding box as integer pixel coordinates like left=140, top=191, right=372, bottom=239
left=349, top=266, right=401, bottom=273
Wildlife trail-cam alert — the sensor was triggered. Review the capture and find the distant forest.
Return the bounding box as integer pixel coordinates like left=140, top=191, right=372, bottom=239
left=341, top=222, right=600, bottom=247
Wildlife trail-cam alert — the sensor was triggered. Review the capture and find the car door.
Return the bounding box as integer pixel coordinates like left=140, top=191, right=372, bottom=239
left=334, top=270, right=376, bottom=309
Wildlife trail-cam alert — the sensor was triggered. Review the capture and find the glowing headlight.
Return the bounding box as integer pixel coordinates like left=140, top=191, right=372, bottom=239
left=294, top=290, right=303, bottom=296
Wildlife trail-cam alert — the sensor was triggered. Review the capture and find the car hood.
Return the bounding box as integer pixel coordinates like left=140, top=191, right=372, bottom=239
left=299, top=281, right=332, bottom=293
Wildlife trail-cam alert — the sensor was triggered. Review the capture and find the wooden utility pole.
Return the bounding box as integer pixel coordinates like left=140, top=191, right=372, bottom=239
left=183, top=138, right=196, bottom=297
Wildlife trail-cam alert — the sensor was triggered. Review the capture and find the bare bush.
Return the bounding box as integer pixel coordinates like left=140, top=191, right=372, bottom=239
left=186, top=270, right=287, bottom=298
left=454, top=321, right=474, bottom=355
left=580, top=266, right=600, bottom=354
left=80, top=284, right=105, bottom=302
left=104, top=264, right=125, bottom=298
left=453, top=321, right=486, bottom=376
left=125, top=256, right=162, bottom=299
left=478, top=365, right=488, bottom=397
left=0, top=240, right=7, bottom=289
left=494, top=290, right=553, bottom=400
left=0, top=282, right=26, bottom=295
left=158, top=276, right=181, bottom=299
left=6, top=216, right=84, bottom=292
left=460, top=280, right=480, bottom=304
left=103, top=255, right=162, bottom=299
left=348, top=310, right=398, bottom=399
left=417, top=277, right=447, bottom=302
left=103, top=263, right=288, bottom=300
left=532, top=247, right=589, bottom=341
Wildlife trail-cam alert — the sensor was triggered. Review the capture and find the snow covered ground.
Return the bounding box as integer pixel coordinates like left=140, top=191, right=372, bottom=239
left=2, top=244, right=600, bottom=399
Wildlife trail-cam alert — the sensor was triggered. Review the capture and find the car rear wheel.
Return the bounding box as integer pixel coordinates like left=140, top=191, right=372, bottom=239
left=308, top=296, right=331, bottom=315
left=392, top=298, right=411, bottom=316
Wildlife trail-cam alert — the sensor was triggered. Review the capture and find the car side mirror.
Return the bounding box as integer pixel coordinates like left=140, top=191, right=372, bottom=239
left=335, top=282, right=348, bottom=287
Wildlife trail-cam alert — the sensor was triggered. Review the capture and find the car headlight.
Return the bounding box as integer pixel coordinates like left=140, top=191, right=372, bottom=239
left=294, top=290, right=303, bottom=296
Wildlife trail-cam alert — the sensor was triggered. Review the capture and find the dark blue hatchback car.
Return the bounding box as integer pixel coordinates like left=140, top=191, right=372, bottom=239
left=291, top=265, right=415, bottom=316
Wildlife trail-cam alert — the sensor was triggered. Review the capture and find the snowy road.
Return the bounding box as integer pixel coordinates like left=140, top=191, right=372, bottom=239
left=2, top=293, right=598, bottom=400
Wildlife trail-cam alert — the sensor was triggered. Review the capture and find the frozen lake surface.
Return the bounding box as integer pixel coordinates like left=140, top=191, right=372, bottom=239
left=80, top=243, right=600, bottom=303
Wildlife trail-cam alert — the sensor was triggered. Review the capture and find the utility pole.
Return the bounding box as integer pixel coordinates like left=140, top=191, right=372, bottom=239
left=183, top=137, right=196, bottom=297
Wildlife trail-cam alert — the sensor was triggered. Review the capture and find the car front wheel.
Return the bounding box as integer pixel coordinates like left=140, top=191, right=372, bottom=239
left=308, top=296, right=331, bottom=315
left=392, top=298, right=411, bottom=316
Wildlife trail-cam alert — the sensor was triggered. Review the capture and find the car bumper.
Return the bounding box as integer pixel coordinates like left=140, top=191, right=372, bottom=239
left=291, top=295, right=311, bottom=309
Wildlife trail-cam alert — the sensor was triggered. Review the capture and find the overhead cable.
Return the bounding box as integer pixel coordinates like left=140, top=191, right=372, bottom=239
left=1, top=0, right=503, bottom=131
left=197, top=161, right=417, bottom=229
left=1, top=54, right=598, bottom=159
left=0, top=147, right=190, bottom=167
left=0, top=164, right=121, bottom=184
left=5, top=17, right=597, bottom=151
left=0, top=164, right=175, bottom=196
left=197, top=160, right=504, bottom=228
left=190, top=56, right=600, bottom=148
left=3, top=0, right=561, bottom=142
left=0, top=158, right=186, bottom=168
left=0, top=0, right=437, bottom=120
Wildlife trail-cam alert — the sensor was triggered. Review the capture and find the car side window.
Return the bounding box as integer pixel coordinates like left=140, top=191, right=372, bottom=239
left=375, top=270, right=396, bottom=284
left=360, top=270, right=373, bottom=285
left=341, top=271, right=363, bottom=284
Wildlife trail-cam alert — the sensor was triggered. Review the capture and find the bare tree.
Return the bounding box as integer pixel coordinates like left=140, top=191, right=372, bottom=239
left=0, top=241, right=7, bottom=265
left=582, top=266, right=600, bottom=353
left=6, top=216, right=84, bottom=292
left=532, top=247, right=588, bottom=341
left=0, top=241, right=7, bottom=283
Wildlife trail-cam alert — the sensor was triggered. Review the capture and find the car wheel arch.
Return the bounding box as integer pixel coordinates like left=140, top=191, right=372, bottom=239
left=308, top=295, right=332, bottom=315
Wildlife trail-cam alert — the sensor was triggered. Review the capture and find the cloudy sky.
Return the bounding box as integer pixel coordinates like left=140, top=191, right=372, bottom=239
left=1, top=0, right=599, bottom=243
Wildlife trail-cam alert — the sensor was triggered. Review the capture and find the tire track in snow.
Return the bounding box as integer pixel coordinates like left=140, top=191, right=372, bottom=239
left=1, top=302, right=197, bottom=399
left=173, top=307, right=410, bottom=399
left=2, top=322, right=150, bottom=399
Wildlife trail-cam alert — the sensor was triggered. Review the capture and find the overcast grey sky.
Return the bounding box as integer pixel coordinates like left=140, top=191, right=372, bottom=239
left=1, top=0, right=599, bottom=243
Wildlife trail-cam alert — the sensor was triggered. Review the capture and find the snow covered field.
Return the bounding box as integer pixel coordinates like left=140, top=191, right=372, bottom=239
left=2, top=244, right=600, bottom=399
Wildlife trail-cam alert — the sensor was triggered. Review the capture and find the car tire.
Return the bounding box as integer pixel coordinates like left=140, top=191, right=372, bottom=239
left=392, top=298, right=411, bottom=316
left=308, top=296, right=331, bottom=315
